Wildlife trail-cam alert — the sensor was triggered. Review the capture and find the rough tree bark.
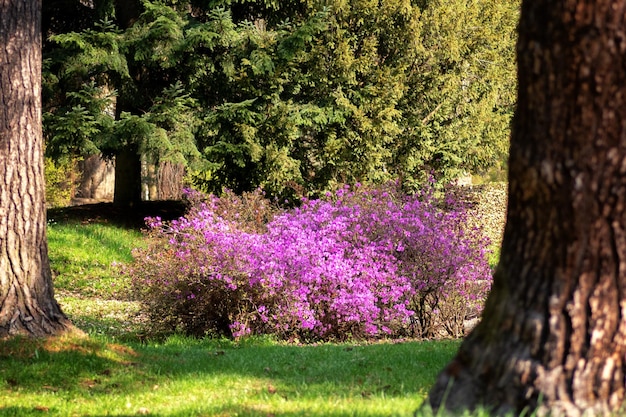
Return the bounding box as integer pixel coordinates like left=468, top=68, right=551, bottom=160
left=426, top=0, right=626, bottom=415
left=0, top=0, right=74, bottom=337
left=428, top=0, right=626, bottom=416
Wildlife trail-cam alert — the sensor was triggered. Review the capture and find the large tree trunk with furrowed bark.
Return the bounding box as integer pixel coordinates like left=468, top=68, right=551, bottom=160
left=426, top=1, right=626, bottom=416
left=0, top=0, right=73, bottom=337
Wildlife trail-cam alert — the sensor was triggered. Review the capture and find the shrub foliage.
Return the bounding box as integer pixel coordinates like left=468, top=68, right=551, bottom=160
left=130, top=184, right=492, bottom=340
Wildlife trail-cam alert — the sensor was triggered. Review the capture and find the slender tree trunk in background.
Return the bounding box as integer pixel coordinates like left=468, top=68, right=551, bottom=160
left=0, top=0, right=73, bottom=337
left=112, top=0, right=145, bottom=207
left=426, top=1, right=626, bottom=415
left=113, top=144, right=143, bottom=207
left=156, top=161, right=185, bottom=200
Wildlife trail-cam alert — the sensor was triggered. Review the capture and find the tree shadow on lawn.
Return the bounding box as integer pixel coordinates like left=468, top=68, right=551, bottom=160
left=138, top=338, right=457, bottom=392
left=0, top=335, right=143, bottom=393
left=0, top=335, right=458, bottom=416
left=47, top=200, right=187, bottom=230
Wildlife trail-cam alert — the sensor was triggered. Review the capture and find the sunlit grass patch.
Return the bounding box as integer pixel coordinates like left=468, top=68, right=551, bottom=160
left=56, top=293, right=146, bottom=340
left=1, top=335, right=460, bottom=417
left=47, top=222, right=142, bottom=297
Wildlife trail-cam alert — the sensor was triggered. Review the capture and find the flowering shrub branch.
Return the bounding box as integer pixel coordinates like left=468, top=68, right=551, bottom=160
left=130, top=183, right=492, bottom=341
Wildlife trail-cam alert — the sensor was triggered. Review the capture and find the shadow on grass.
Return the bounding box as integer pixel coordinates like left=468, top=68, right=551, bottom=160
left=0, top=335, right=144, bottom=393
left=0, top=335, right=458, bottom=416
left=47, top=200, right=187, bottom=230
left=137, top=337, right=458, bottom=396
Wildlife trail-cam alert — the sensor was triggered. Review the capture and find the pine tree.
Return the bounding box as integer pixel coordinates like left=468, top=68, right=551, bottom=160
left=43, top=0, right=519, bottom=203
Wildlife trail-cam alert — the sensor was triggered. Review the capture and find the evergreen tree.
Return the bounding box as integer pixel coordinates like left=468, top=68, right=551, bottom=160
left=44, top=1, right=202, bottom=205
left=396, top=0, right=519, bottom=186
left=43, top=0, right=518, bottom=203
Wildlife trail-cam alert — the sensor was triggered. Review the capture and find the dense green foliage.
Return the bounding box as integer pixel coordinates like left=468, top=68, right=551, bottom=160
left=43, top=0, right=518, bottom=201
left=44, top=157, right=77, bottom=207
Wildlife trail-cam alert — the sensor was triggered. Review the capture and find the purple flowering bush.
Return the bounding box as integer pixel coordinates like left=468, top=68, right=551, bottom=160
left=130, top=183, right=492, bottom=340
left=129, top=190, right=270, bottom=337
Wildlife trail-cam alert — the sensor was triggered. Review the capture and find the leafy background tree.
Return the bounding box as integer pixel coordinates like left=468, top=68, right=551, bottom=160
left=42, top=0, right=519, bottom=203
left=395, top=0, right=517, bottom=187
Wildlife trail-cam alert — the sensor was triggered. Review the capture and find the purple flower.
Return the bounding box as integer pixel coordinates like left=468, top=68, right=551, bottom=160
left=129, top=183, right=492, bottom=340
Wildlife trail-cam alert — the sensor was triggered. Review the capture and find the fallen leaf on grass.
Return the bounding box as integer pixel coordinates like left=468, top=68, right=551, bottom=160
left=80, top=378, right=100, bottom=389
left=34, top=406, right=49, bottom=412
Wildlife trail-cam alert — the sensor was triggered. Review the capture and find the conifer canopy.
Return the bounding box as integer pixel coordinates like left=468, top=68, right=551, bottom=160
left=43, top=0, right=518, bottom=200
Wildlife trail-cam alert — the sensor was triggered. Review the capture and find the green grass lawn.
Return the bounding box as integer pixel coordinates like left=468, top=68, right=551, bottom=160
left=0, top=216, right=462, bottom=417
left=47, top=221, right=143, bottom=298
left=0, top=335, right=459, bottom=416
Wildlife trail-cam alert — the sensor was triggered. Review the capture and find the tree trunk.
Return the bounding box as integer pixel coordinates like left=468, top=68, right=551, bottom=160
left=156, top=161, right=185, bottom=200
left=113, top=145, right=143, bottom=207
left=76, top=154, right=115, bottom=201
left=426, top=1, right=626, bottom=416
left=0, top=0, right=73, bottom=337
left=112, top=0, right=145, bottom=207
